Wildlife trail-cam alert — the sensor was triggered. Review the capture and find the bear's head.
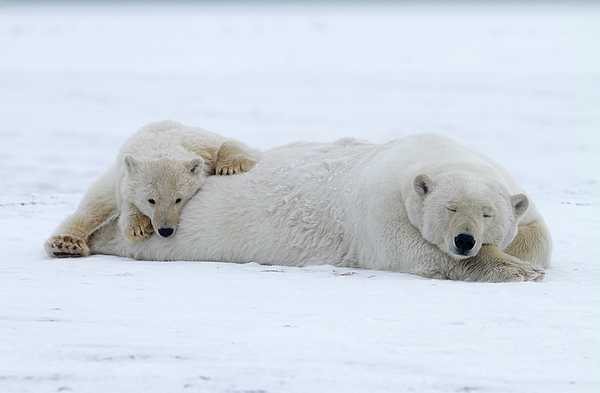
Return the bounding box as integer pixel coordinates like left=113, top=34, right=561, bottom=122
left=406, top=173, right=529, bottom=259
left=123, top=154, right=207, bottom=238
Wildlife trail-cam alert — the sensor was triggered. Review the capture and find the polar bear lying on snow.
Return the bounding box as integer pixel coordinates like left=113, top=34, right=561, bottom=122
left=86, top=133, right=551, bottom=282
left=45, top=120, right=259, bottom=258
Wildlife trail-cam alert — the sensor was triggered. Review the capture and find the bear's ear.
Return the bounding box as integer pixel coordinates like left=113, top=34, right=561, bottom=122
left=413, top=174, right=435, bottom=198
left=511, top=193, right=529, bottom=219
left=189, top=157, right=204, bottom=174
left=123, top=154, right=139, bottom=174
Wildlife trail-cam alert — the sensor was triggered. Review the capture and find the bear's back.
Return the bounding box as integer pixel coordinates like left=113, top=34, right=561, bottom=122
left=118, top=120, right=223, bottom=161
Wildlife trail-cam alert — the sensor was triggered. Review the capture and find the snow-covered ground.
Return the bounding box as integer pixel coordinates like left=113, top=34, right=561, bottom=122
left=1, top=1, right=599, bottom=392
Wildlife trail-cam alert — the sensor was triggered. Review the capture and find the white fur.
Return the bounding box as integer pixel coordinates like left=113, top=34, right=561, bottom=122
left=90, top=133, right=552, bottom=282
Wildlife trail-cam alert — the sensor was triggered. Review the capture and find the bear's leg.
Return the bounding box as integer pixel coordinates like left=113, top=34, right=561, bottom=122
left=503, top=220, right=552, bottom=269
left=45, top=170, right=118, bottom=258
left=215, top=140, right=258, bottom=175
left=120, top=203, right=154, bottom=242
left=454, top=244, right=545, bottom=282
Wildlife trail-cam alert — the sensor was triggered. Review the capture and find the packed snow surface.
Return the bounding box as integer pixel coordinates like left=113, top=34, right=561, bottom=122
left=1, top=1, right=599, bottom=392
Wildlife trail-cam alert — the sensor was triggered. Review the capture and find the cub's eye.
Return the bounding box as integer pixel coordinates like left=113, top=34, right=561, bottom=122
left=447, top=207, right=457, bottom=212
left=175, top=198, right=182, bottom=204
left=483, top=208, right=493, bottom=218
left=483, top=213, right=493, bottom=218
left=148, top=199, right=156, bottom=205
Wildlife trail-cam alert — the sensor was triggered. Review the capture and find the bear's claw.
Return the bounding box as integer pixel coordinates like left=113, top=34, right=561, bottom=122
left=527, top=267, right=546, bottom=282
left=216, top=157, right=257, bottom=176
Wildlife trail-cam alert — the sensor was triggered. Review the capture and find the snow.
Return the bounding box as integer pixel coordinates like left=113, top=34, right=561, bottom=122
left=1, top=1, right=599, bottom=392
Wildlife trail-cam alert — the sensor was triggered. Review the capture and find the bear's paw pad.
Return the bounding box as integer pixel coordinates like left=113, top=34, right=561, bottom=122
left=46, top=235, right=90, bottom=258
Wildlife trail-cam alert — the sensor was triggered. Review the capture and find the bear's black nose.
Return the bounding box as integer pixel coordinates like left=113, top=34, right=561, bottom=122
left=158, top=227, right=174, bottom=238
left=455, top=234, right=475, bottom=254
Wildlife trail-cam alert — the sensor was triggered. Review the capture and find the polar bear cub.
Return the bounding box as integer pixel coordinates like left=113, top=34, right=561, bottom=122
left=45, top=120, right=259, bottom=258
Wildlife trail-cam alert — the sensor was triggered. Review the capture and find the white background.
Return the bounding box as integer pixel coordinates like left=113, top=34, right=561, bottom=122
left=1, top=1, right=599, bottom=392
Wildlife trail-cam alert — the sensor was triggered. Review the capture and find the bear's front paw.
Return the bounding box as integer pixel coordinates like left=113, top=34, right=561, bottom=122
left=216, top=156, right=258, bottom=175
left=491, top=263, right=545, bottom=283
left=522, top=266, right=545, bottom=282
left=45, top=235, right=90, bottom=258
left=465, top=245, right=546, bottom=283
left=123, top=214, right=154, bottom=242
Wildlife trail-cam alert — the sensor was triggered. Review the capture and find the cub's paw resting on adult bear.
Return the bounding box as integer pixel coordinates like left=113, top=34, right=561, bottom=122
left=121, top=210, right=154, bottom=242
left=215, top=140, right=259, bottom=175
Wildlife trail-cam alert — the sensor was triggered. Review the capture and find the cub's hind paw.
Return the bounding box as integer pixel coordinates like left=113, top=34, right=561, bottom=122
left=123, top=214, right=154, bottom=242
left=215, top=141, right=258, bottom=175
left=216, top=156, right=258, bottom=175
left=45, top=235, right=90, bottom=258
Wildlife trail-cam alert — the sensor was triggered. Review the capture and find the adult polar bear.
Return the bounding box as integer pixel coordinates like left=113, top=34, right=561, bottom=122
left=90, top=133, right=552, bottom=282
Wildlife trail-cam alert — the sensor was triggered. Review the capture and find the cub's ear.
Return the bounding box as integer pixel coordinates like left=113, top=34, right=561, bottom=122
left=123, top=154, right=139, bottom=174
left=511, top=193, right=529, bottom=219
left=413, top=174, right=435, bottom=198
left=189, top=157, right=204, bottom=174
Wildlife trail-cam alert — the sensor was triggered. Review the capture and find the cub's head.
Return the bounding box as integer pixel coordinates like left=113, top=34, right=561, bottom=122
left=407, top=173, right=529, bottom=259
left=123, top=154, right=207, bottom=238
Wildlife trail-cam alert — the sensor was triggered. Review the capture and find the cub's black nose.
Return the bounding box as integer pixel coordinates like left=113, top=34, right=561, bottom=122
left=158, top=227, right=174, bottom=238
left=455, top=234, right=475, bottom=254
